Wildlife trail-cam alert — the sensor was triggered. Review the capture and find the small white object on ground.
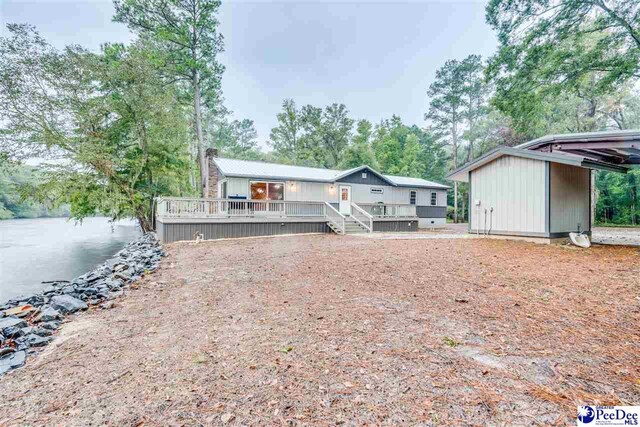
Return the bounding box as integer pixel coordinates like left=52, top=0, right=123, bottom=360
left=569, top=232, right=591, bottom=248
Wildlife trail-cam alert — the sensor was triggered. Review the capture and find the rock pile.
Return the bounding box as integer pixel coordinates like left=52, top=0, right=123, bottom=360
left=0, top=233, right=164, bottom=376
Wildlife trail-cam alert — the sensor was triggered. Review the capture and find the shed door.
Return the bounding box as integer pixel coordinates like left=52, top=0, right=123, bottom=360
left=339, top=185, right=352, bottom=215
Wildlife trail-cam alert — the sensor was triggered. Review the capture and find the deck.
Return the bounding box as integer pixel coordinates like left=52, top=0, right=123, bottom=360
left=155, top=198, right=419, bottom=242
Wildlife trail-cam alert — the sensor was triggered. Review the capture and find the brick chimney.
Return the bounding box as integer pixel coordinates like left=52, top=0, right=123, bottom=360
left=205, top=148, right=219, bottom=199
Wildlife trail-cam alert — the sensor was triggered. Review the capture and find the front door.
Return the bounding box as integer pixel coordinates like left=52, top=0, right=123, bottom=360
left=339, top=185, right=351, bottom=215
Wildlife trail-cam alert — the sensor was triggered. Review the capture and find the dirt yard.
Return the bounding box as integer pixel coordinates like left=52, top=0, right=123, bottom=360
left=0, top=235, right=638, bottom=426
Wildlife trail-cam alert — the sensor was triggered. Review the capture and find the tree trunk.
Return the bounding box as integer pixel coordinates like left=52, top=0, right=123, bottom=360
left=452, top=121, right=458, bottom=224
left=461, top=188, right=466, bottom=223
left=137, top=208, right=153, bottom=233
left=194, top=71, right=207, bottom=197
left=453, top=182, right=458, bottom=224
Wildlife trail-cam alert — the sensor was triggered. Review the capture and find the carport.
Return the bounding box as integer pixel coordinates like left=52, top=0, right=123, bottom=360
left=448, top=130, right=638, bottom=242
left=517, top=130, right=640, bottom=168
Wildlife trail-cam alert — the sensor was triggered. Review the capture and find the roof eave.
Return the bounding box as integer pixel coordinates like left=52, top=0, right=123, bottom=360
left=222, top=172, right=334, bottom=183
left=581, top=160, right=629, bottom=174
left=333, top=165, right=398, bottom=186
left=445, top=146, right=607, bottom=182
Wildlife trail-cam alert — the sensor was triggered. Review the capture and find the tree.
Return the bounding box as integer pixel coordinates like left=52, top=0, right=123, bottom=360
left=298, top=105, right=327, bottom=166
left=321, top=103, right=354, bottom=167
left=371, top=116, right=402, bottom=173
left=269, top=100, right=354, bottom=167
left=459, top=55, right=490, bottom=164
left=414, top=126, right=448, bottom=183
left=465, top=108, right=522, bottom=158
left=595, top=89, right=640, bottom=225
left=352, top=119, right=373, bottom=146
left=0, top=25, right=192, bottom=230
left=113, top=0, right=225, bottom=197
left=425, top=58, right=468, bottom=222
left=486, top=0, right=640, bottom=134
left=206, top=117, right=261, bottom=159
left=339, top=120, right=379, bottom=170
left=396, top=134, right=424, bottom=178
left=269, top=99, right=302, bottom=163
left=0, top=163, right=70, bottom=219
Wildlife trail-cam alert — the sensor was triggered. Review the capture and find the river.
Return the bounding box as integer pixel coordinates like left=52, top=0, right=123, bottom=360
left=0, top=217, right=140, bottom=303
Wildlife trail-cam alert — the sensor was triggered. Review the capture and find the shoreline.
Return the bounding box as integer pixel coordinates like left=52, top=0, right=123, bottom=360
left=0, top=217, right=141, bottom=302
left=0, top=233, right=163, bottom=376
left=0, top=235, right=636, bottom=424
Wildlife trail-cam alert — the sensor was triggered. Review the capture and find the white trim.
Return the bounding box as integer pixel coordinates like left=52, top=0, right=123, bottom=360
left=339, top=185, right=352, bottom=215
left=409, top=190, right=417, bottom=205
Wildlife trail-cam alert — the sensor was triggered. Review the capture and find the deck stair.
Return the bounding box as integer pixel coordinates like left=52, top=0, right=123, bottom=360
left=326, top=220, right=344, bottom=234
left=343, top=216, right=369, bottom=234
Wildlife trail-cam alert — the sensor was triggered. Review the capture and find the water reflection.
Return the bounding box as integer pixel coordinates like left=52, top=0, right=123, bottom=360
left=0, top=217, right=140, bottom=302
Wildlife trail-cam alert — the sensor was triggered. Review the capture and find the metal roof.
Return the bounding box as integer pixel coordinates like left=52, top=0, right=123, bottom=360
left=447, top=146, right=628, bottom=182
left=516, top=130, right=640, bottom=166
left=212, top=157, right=449, bottom=189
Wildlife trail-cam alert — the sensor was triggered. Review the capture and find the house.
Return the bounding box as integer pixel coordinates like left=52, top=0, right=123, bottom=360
left=155, top=149, right=449, bottom=243
left=447, top=130, right=637, bottom=242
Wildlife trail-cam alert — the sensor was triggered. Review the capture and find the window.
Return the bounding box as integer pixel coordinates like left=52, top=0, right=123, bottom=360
left=362, top=172, right=368, bottom=179
left=221, top=181, right=228, bottom=199
left=250, top=181, right=284, bottom=200
left=370, top=187, right=384, bottom=194
left=430, top=192, right=437, bottom=206
left=268, top=183, right=284, bottom=200
left=409, top=190, right=417, bottom=205
left=341, top=188, right=349, bottom=201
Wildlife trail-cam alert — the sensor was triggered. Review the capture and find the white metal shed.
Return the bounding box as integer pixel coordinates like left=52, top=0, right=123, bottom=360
left=448, top=146, right=628, bottom=240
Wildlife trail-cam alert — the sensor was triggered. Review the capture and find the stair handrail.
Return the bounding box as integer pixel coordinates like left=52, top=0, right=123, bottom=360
left=324, top=202, right=345, bottom=234
left=351, top=202, right=373, bottom=233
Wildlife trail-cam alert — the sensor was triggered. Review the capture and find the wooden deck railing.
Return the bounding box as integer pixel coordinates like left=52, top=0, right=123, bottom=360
left=156, top=198, right=418, bottom=223
left=351, top=203, right=373, bottom=232
left=156, top=198, right=326, bottom=219
left=324, top=202, right=345, bottom=234
left=357, top=203, right=417, bottom=218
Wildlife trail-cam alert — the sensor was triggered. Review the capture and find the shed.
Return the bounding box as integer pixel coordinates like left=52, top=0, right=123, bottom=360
left=447, top=145, right=628, bottom=241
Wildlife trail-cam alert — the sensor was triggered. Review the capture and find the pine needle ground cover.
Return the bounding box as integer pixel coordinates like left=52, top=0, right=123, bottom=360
left=0, top=235, right=638, bottom=425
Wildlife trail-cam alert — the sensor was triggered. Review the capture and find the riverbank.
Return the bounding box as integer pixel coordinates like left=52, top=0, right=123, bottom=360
left=0, top=217, right=140, bottom=301
left=0, top=234, right=637, bottom=425
left=0, top=233, right=163, bottom=376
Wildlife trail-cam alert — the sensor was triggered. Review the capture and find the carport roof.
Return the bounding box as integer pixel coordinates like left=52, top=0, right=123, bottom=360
left=447, top=146, right=628, bottom=182
left=516, top=130, right=640, bottom=167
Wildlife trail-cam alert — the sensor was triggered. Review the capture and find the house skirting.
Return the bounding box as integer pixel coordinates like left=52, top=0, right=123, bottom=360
left=372, top=220, right=418, bottom=232
left=418, top=218, right=446, bottom=228
left=157, top=217, right=420, bottom=243
left=157, top=219, right=330, bottom=243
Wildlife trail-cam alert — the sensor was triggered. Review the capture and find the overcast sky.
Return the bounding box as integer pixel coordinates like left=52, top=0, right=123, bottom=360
left=1, top=0, right=498, bottom=147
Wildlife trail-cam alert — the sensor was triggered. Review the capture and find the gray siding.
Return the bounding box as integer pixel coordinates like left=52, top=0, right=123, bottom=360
left=337, top=168, right=391, bottom=186
left=470, top=155, right=546, bottom=234
left=372, top=220, right=418, bottom=232
left=550, top=162, right=590, bottom=233
left=416, top=206, right=446, bottom=218
left=158, top=221, right=330, bottom=243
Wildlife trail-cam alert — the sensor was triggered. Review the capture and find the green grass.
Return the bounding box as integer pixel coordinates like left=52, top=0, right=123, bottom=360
left=594, top=223, right=640, bottom=228
left=442, top=336, right=461, bottom=348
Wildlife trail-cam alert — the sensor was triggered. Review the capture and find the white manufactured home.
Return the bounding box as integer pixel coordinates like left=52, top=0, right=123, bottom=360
left=448, top=131, right=637, bottom=242
left=156, top=149, right=449, bottom=242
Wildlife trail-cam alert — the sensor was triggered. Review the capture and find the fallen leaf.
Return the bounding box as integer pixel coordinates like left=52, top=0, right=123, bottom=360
left=192, top=354, right=207, bottom=364
left=220, top=413, right=235, bottom=423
